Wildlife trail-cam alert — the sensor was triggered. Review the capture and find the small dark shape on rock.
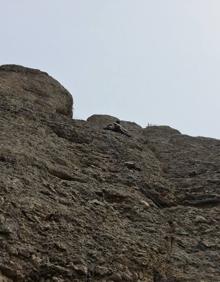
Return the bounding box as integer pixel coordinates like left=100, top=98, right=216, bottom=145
left=104, top=120, right=131, bottom=137
left=124, top=161, right=141, bottom=171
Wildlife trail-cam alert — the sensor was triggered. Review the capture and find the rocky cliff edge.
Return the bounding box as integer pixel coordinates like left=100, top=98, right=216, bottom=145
left=0, top=65, right=219, bottom=282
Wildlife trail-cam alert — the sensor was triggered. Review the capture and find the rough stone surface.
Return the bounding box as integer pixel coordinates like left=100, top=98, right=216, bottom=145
left=0, top=64, right=73, bottom=117
left=0, top=65, right=219, bottom=281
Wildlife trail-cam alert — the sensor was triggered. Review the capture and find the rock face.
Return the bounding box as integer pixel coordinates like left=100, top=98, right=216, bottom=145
left=0, top=64, right=73, bottom=117
left=0, top=65, right=219, bottom=282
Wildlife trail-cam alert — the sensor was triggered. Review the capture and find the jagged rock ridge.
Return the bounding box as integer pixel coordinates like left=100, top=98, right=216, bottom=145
left=0, top=65, right=219, bottom=282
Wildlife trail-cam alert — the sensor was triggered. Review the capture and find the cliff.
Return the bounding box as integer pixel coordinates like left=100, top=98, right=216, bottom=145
left=0, top=65, right=219, bottom=282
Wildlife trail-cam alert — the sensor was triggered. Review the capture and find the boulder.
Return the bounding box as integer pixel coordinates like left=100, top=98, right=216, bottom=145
left=0, top=64, right=73, bottom=117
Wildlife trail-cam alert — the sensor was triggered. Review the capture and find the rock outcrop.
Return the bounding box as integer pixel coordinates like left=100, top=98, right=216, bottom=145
left=0, top=65, right=219, bottom=281
left=0, top=64, right=73, bottom=117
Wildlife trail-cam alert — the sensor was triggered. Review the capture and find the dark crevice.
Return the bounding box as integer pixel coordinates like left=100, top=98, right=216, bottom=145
left=182, top=197, right=220, bottom=208
left=163, top=198, right=220, bottom=209
left=139, top=188, right=172, bottom=208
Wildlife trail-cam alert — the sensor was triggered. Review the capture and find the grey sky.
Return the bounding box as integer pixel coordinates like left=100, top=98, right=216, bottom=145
left=1, top=1, right=220, bottom=138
